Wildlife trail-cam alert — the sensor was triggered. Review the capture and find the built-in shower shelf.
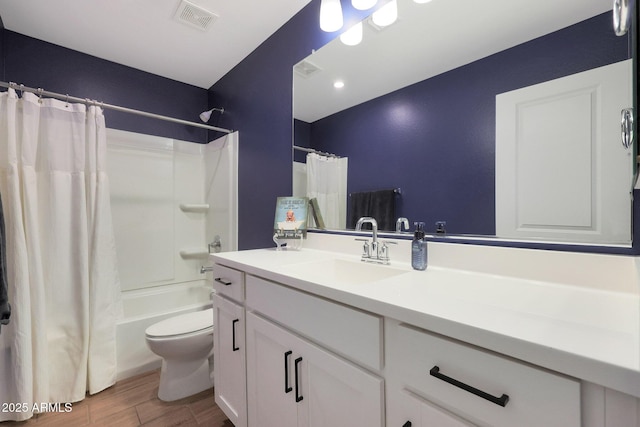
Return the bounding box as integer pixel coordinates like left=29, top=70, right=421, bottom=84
left=179, top=249, right=210, bottom=259
left=179, top=203, right=210, bottom=213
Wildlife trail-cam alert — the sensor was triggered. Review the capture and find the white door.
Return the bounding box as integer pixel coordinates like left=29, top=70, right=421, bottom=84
left=496, top=59, right=633, bottom=244
left=246, top=312, right=299, bottom=427
left=213, top=294, right=247, bottom=427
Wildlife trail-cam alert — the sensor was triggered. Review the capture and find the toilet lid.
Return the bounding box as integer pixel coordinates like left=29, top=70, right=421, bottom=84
left=145, top=308, right=214, bottom=338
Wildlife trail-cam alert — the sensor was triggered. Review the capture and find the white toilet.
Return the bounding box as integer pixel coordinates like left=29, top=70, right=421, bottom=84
left=145, top=308, right=215, bottom=401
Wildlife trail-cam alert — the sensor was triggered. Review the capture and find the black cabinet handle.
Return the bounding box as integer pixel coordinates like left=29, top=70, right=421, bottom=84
left=231, top=319, right=240, bottom=351
left=214, top=277, right=233, bottom=286
left=284, top=351, right=293, bottom=393
left=402, top=422, right=412, bottom=427
left=295, top=357, right=303, bottom=402
left=430, top=366, right=509, bottom=407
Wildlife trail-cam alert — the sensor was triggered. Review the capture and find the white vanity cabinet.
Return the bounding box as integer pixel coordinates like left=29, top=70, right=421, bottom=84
left=386, top=321, right=581, bottom=427
left=211, top=264, right=247, bottom=427
left=212, top=249, right=640, bottom=427
left=244, top=274, right=384, bottom=427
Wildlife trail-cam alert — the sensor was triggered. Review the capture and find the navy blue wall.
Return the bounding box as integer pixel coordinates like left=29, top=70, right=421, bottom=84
left=308, top=12, right=629, bottom=235
left=0, top=18, right=4, bottom=77
left=208, top=0, right=376, bottom=249
left=1, top=30, right=209, bottom=143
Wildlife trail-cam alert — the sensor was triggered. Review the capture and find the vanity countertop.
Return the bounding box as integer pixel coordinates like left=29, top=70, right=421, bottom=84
left=212, top=247, right=640, bottom=398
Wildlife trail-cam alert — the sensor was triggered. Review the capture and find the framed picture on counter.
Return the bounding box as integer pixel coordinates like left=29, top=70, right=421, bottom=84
left=274, top=197, right=309, bottom=239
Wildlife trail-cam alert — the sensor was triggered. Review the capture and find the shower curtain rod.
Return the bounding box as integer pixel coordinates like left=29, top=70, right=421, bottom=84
left=0, top=81, right=232, bottom=135
left=293, top=145, right=340, bottom=158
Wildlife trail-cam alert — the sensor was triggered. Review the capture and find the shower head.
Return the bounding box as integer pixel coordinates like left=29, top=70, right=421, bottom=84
left=199, top=107, right=224, bottom=123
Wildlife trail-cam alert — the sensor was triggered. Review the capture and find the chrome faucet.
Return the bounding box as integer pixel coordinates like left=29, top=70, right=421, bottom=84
left=356, top=216, right=379, bottom=253
left=396, top=217, right=409, bottom=233
left=355, top=217, right=395, bottom=264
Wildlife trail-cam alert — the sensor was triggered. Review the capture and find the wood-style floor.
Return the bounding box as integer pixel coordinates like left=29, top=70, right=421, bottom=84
left=1, top=369, right=232, bottom=426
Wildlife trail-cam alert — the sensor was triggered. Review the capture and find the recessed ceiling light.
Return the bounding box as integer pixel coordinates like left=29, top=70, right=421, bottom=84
left=333, top=81, right=345, bottom=89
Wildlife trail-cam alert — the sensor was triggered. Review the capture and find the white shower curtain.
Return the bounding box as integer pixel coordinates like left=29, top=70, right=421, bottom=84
left=306, top=153, right=348, bottom=229
left=0, top=89, right=121, bottom=421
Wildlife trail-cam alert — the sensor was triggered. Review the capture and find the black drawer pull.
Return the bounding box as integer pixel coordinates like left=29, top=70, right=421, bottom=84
left=430, top=366, right=509, bottom=407
left=231, top=319, right=240, bottom=351
left=295, top=357, right=303, bottom=402
left=214, top=277, right=233, bottom=286
left=284, top=351, right=293, bottom=393
left=402, top=422, right=412, bottom=427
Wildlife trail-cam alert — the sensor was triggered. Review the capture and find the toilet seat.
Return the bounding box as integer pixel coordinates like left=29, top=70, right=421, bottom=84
left=145, top=308, right=214, bottom=338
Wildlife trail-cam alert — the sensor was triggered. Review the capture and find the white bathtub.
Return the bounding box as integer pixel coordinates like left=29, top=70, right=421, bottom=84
left=116, top=280, right=212, bottom=381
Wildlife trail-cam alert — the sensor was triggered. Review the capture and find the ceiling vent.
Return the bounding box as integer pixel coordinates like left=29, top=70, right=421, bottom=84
left=174, top=0, right=218, bottom=31
left=294, top=59, right=322, bottom=79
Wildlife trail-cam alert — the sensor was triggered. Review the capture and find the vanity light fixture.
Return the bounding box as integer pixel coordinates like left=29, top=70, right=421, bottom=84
left=340, top=22, right=363, bottom=46
left=352, top=0, right=377, bottom=10
left=320, top=0, right=344, bottom=32
left=333, top=80, right=345, bottom=89
left=372, top=0, right=398, bottom=27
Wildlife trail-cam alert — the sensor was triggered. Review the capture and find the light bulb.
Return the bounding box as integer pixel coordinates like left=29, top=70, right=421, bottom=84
left=372, top=0, right=398, bottom=27
left=333, top=80, right=345, bottom=89
left=352, top=0, right=377, bottom=10
left=340, top=22, right=363, bottom=46
left=320, top=0, right=344, bottom=32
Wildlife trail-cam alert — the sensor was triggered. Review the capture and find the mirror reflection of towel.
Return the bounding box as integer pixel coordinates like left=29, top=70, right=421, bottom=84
left=349, top=189, right=396, bottom=231
left=0, top=192, right=10, bottom=332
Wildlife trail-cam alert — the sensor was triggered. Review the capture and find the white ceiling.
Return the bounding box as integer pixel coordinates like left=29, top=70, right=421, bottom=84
left=0, top=0, right=312, bottom=89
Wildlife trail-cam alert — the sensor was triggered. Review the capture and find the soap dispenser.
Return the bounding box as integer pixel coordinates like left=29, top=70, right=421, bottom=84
left=411, top=222, right=428, bottom=270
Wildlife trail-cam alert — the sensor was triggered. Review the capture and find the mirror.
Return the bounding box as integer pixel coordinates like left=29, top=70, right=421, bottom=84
left=293, top=0, right=635, bottom=245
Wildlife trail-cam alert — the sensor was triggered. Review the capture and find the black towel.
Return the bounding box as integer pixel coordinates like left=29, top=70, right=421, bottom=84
left=349, top=189, right=396, bottom=231
left=0, top=192, right=10, bottom=332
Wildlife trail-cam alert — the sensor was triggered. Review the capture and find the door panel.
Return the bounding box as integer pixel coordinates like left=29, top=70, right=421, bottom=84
left=213, top=294, right=247, bottom=427
left=496, top=59, right=633, bottom=244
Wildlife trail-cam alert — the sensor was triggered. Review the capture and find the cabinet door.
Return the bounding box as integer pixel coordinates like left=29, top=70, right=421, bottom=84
left=213, top=294, right=247, bottom=427
left=246, top=312, right=299, bottom=427
left=297, top=339, right=384, bottom=427
left=246, top=312, right=383, bottom=427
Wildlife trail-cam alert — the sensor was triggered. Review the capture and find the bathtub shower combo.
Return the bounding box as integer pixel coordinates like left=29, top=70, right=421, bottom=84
left=108, top=128, right=238, bottom=399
